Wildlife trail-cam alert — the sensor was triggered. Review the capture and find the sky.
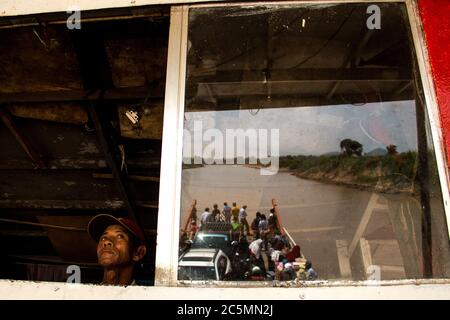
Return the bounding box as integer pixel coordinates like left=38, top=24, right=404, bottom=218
left=183, top=100, right=418, bottom=157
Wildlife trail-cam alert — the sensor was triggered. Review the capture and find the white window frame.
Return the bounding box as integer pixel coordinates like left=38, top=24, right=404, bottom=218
left=0, top=0, right=223, bottom=17
left=155, top=0, right=450, bottom=287
left=0, top=0, right=448, bottom=295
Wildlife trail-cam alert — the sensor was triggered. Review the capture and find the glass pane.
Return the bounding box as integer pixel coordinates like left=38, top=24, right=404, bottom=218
left=178, top=3, right=450, bottom=282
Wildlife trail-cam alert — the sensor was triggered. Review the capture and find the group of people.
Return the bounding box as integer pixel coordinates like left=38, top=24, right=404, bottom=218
left=242, top=210, right=317, bottom=281
left=191, top=202, right=282, bottom=245
left=249, top=209, right=280, bottom=241
left=197, top=202, right=251, bottom=235
left=185, top=202, right=318, bottom=281
left=246, top=236, right=317, bottom=281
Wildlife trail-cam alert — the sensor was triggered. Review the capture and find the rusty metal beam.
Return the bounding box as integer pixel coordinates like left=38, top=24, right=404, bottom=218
left=0, top=199, right=158, bottom=210
left=0, top=86, right=163, bottom=104
left=92, top=173, right=160, bottom=182
left=326, top=30, right=375, bottom=100
left=188, top=90, right=413, bottom=112
left=189, top=67, right=409, bottom=84
left=0, top=107, right=46, bottom=169
left=88, top=103, right=141, bottom=225
left=70, top=27, right=145, bottom=227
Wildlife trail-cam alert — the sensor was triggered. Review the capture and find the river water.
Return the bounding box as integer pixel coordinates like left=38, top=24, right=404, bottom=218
left=180, top=165, right=420, bottom=280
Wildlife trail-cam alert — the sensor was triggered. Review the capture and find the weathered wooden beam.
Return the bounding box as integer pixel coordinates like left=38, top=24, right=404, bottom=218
left=0, top=227, right=156, bottom=237
left=0, top=230, right=47, bottom=237
left=0, top=107, right=46, bottom=169
left=0, top=87, right=163, bottom=104
left=336, top=239, right=353, bottom=279
left=137, top=202, right=159, bottom=209
left=393, top=81, right=413, bottom=96
left=348, top=193, right=388, bottom=258
left=88, top=104, right=143, bottom=225
left=379, top=265, right=406, bottom=275
left=0, top=7, right=169, bottom=30
left=264, top=12, right=275, bottom=101
left=92, top=173, right=160, bottom=182
left=327, top=30, right=374, bottom=100
left=7, top=103, right=88, bottom=125
left=71, top=27, right=149, bottom=228
left=8, top=254, right=100, bottom=267
left=188, top=90, right=413, bottom=112
left=188, top=67, right=410, bottom=84
left=360, top=238, right=373, bottom=279
left=0, top=199, right=158, bottom=210
left=190, top=80, right=409, bottom=99
left=0, top=199, right=125, bottom=210
left=0, top=157, right=160, bottom=170
left=385, top=198, right=422, bottom=279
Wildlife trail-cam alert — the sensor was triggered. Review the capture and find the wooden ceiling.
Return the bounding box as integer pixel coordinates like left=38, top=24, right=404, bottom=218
left=185, top=3, right=415, bottom=112
left=0, top=6, right=170, bottom=284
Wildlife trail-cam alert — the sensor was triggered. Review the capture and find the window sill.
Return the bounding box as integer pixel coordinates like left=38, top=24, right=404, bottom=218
left=1, top=279, right=450, bottom=299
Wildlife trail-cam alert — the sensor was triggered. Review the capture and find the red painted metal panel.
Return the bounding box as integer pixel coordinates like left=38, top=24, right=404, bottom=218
left=419, top=0, right=450, bottom=165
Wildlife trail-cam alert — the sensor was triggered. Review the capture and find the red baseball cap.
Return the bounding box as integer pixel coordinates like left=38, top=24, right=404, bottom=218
left=88, top=214, right=146, bottom=245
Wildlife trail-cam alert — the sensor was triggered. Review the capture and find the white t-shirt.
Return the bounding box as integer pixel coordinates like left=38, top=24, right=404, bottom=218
left=239, top=208, right=247, bottom=220
left=201, top=211, right=211, bottom=224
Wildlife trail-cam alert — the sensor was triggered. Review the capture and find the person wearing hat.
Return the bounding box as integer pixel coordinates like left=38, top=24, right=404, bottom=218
left=88, top=214, right=147, bottom=286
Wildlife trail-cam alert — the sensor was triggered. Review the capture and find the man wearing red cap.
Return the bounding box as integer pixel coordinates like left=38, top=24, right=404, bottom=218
left=88, top=214, right=147, bottom=286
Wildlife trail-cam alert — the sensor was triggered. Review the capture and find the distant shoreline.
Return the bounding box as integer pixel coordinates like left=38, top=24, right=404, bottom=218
left=182, top=163, right=204, bottom=169
left=245, top=163, right=414, bottom=194
left=183, top=161, right=415, bottom=195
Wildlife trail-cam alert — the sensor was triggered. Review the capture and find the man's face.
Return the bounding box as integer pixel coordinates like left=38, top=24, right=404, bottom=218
left=97, top=224, right=134, bottom=268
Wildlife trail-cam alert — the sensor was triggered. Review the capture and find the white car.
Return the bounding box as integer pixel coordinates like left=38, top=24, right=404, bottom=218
left=178, top=248, right=232, bottom=281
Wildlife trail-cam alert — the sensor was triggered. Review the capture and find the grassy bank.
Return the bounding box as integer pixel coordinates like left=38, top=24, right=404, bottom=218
left=279, top=152, right=417, bottom=193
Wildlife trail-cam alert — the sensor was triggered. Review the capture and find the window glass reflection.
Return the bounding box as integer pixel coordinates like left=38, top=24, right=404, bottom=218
left=178, top=3, right=450, bottom=282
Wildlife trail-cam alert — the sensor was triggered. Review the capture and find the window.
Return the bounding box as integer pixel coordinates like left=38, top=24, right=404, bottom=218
left=0, top=6, right=170, bottom=285
left=176, top=2, right=450, bottom=283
